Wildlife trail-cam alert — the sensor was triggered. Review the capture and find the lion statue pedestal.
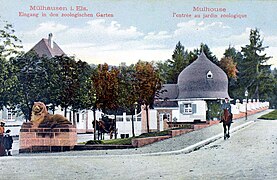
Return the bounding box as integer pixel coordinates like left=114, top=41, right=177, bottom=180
left=19, top=102, right=77, bottom=153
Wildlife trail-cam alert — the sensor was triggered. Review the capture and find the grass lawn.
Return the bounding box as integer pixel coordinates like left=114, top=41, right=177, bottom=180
left=84, top=129, right=173, bottom=145
left=258, top=110, right=277, bottom=120
left=83, top=126, right=195, bottom=145
left=85, top=138, right=133, bottom=145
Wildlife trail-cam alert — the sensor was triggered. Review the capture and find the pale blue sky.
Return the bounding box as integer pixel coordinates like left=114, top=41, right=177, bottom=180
left=1, top=0, right=276, bottom=68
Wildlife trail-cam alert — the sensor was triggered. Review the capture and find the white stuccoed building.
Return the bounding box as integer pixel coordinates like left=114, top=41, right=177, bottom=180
left=139, top=52, right=269, bottom=133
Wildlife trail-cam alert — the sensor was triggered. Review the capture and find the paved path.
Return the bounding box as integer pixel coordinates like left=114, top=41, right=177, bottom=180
left=0, top=109, right=275, bottom=180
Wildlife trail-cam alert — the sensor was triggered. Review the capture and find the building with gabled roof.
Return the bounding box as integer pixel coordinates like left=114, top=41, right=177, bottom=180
left=29, top=33, right=65, bottom=58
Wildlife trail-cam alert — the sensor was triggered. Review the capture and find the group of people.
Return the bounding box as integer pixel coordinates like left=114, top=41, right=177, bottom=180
left=0, top=121, right=13, bottom=156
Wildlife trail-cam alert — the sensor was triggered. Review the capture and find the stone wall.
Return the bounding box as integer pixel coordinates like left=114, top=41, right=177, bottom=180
left=19, top=122, right=77, bottom=153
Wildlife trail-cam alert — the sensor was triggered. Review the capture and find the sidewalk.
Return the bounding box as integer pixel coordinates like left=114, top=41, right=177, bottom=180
left=12, top=109, right=272, bottom=157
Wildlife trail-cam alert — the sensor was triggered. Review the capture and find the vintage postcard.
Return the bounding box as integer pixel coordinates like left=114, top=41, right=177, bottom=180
left=0, top=0, right=276, bottom=179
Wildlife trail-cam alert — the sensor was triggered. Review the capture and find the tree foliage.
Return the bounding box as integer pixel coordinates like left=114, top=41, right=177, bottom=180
left=11, top=51, right=51, bottom=120
left=187, top=43, right=219, bottom=65
left=117, top=64, right=138, bottom=113
left=92, top=63, right=120, bottom=114
left=0, top=19, right=23, bottom=57
left=219, top=57, right=238, bottom=79
left=240, top=28, right=274, bottom=100
left=0, top=19, right=22, bottom=110
left=56, top=55, right=80, bottom=115
left=222, top=46, right=243, bottom=99
left=134, top=61, right=163, bottom=132
left=167, top=41, right=188, bottom=84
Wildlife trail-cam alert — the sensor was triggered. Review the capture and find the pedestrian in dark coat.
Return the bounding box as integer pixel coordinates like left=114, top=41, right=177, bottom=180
left=3, top=129, right=13, bottom=156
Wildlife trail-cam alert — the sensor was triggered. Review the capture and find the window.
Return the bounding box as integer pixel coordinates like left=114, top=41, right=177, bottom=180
left=207, top=70, right=213, bottom=79
left=76, top=113, right=80, bottom=123
left=180, top=103, right=196, bottom=114
left=184, top=104, right=192, bottom=113
left=7, top=109, right=16, bottom=121
left=160, top=113, right=170, bottom=121
left=116, top=117, right=123, bottom=122
left=8, top=113, right=12, bottom=120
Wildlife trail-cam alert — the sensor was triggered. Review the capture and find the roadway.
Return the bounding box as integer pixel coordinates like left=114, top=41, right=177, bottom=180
left=0, top=109, right=276, bottom=179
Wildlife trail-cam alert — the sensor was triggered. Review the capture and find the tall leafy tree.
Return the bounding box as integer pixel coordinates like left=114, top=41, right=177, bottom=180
left=11, top=51, right=49, bottom=120
left=0, top=57, right=17, bottom=109
left=55, top=55, right=79, bottom=119
left=219, top=57, right=238, bottom=79
left=40, top=56, right=62, bottom=113
left=155, top=60, right=170, bottom=84
left=240, top=28, right=274, bottom=100
left=118, top=64, right=137, bottom=111
left=188, top=43, right=219, bottom=65
left=70, top=60, right=94, bottom=124
left=0, top=19, right=23, bottom=58
left=134, top=61, right=163, bottom=133
left=72, top=60, right=94, bottom=110
left=202, top=43, right=219, bottom=65
left=118, top=64, right=139, bottom=137
left=222, top=46, right=244, bottom=99
left=270, top=68, right=277, bottom=108
left=92, top=63, right=120, bottom=138
left=92, top=63, right=120, bottom=114
left=0, top=19, right=22, bottom=109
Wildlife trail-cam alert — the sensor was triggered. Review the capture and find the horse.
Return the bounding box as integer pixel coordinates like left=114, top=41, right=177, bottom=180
left=222, top=109, right=232, bottom=140
left=92, top=117, right=116, bottom=140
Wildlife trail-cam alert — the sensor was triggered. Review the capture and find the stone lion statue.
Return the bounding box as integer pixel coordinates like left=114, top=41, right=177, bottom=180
left=31, top=102, right=71, bottom=127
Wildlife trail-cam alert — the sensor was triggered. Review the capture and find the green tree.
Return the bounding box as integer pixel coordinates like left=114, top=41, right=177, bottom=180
left=11, top=51, right=50, bottom=120
left=54, top=55, right=79, bottom=120
left=167, top=41, right=188, bottom=83
left=155, top=60, right=170, bottom=84
left=40, top=56, right=62, bottom=113
left=222, top=46, right=243, bottom=99
left=269, top=68, right=277, bottom=108
left=71, top=60, right=94, bottom=124
left=240, top=28, right=274, bottom=100
left=118, top=64, right=139, bottom=137
left=0, top=19, right=23, bottom=58
left=188, top=43, right=219, bottom=65
left=0, top=19, right=22, bottom=109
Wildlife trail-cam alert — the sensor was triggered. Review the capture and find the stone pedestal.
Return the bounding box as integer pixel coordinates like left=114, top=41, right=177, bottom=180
left=19, top=122, right=77, bottom=153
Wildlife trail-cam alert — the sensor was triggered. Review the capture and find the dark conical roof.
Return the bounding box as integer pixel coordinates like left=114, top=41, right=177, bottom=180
left=177, top=52, right=230, bottom=99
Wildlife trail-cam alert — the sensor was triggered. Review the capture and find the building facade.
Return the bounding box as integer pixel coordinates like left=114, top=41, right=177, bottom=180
left=141, top=52, right=231, bottom=133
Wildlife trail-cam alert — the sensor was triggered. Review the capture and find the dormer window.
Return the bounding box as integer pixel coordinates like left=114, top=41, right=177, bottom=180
left=207, top=70, right=213, bottom=79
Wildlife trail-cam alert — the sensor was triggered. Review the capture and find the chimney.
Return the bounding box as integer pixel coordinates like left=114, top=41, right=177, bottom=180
left=48, top=33, right=54, bottom=49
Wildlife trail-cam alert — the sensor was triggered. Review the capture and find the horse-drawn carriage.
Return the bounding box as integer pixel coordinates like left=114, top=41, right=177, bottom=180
left=93, top=115, right=117, bottom=140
